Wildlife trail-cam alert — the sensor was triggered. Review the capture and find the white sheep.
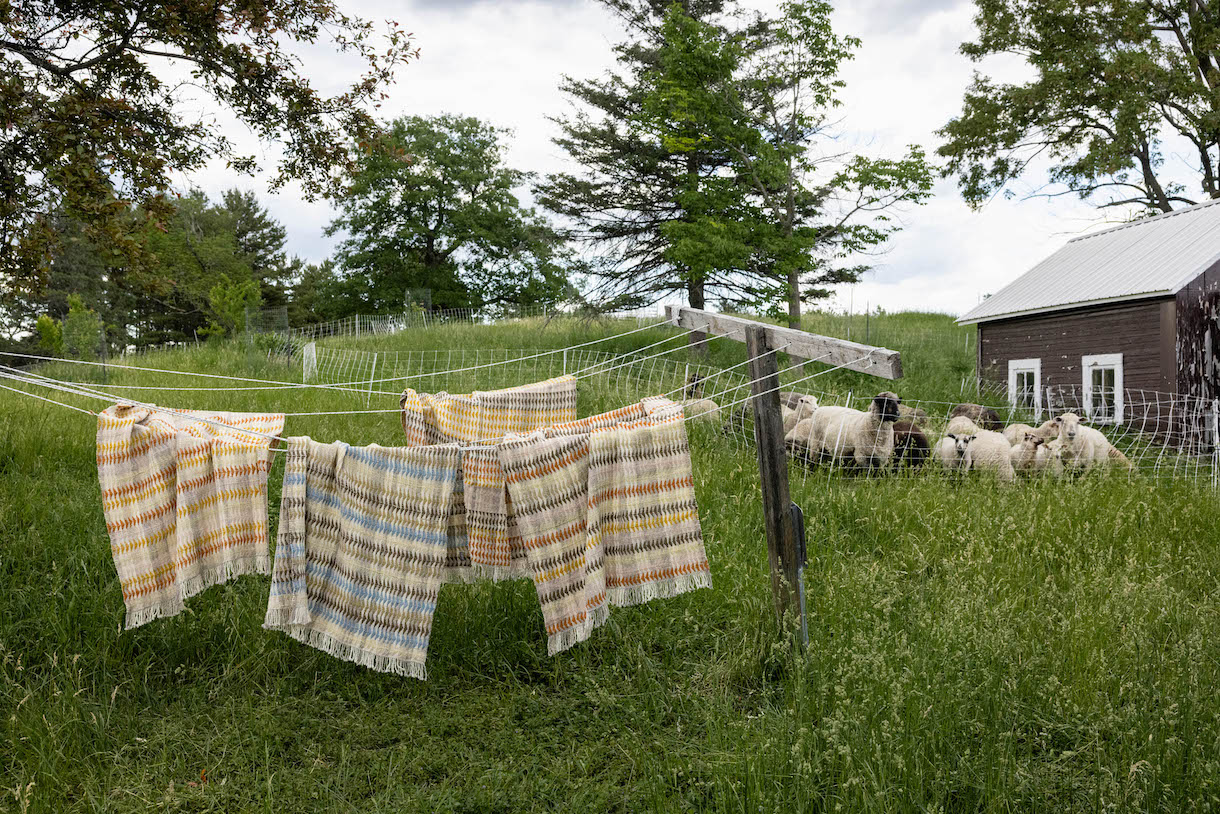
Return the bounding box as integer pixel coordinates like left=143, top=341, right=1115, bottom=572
left=1002, top=423, right=1035, bottom=446
left=1009, top=432, right=1052, bottom=475
left=782, top=394, right=820, bottom=435
left=936, top=435, right=966, bottom=471
left=1043, top=437, right=1067, bottom=477
left=954, top=429, right=1016, bottom=483
left=945, top=415, right=979, bottom=436
left=1052, top=412, right=1134, bottom=471
left=787, top=391, right=903, bottom=469
left=681, top=398, right=720, bottom=424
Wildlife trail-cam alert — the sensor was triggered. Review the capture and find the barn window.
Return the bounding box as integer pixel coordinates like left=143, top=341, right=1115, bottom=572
left=1081, top=353, right=1124, bottom=424
left=1007, top=358, right=1041, bottom=419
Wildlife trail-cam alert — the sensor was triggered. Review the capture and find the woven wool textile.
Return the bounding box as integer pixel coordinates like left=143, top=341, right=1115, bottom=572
left=264, top=438, right=461, bottom=679
left=499, top=399, right=711, bottom=655
left=96, top=405, right=284, bottom=629
left=399, top=376, right=577, bottom=579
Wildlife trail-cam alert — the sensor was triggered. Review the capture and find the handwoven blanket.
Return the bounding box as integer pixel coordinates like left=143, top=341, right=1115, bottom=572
left=96, top=405, right=284, bottom=629
left=399, top=376, right=577, bottom=580
left=499, top=398, right=710, bottom=655
left=264, top=438, right=462, bottom=679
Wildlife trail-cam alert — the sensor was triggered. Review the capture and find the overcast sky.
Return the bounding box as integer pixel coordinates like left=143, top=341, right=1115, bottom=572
left=183, top=0, right=1126, bottom=317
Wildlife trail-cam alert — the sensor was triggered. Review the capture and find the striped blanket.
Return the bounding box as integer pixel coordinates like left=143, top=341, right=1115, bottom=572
left=96, top=405, right=284, bottom=629
left=264, top=438, right=461, bottom=679
left=499, top=398, right=710, bottom=655
left=400, top=376, right=577, bottom=580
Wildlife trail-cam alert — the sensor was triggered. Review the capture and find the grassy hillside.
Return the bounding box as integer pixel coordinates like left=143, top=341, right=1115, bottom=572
left=1, top=313, right=1217, bottom=812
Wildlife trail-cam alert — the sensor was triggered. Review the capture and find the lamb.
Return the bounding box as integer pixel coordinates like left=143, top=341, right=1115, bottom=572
left=955, top=429, right=1016, bottom=483
left=892, top=419, right=930, bottom=468
left=936, top=417, right=979, bottom=472
left=786, top=391, right=903, bottom=469
left=1009, top=432, right=1052, bottom=475
left=782, top=394, right=820, bottom=435
left=1052, top=412, right=1134, bottom=471
left=949, top=403, right=1003, bottom=431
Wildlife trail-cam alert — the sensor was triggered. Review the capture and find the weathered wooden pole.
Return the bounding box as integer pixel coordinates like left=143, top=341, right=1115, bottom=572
left=745, top=324, right=804, bottom=635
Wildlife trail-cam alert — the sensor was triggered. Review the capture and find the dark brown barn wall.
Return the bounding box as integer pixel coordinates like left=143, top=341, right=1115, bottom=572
left=1175, top=257, right=1220, bottom=402
left=977, top=298, right=1176, bottom=396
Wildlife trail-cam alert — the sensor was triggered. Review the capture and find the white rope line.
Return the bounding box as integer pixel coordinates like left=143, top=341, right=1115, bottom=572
left=0, top=380, right=98, bottom=416
left=0, top=316, right=680, bottom=393
left=570, top=328, right=726, bottom=380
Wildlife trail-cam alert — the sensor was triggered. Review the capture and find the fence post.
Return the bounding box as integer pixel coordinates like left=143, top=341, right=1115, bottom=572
left=302, top=342, right=317, bottom=383
left=563, top=349, right=568, bottom=374
left=367, top=352, right=378, bottom=408
left=745, top=324, right=806, bottom=642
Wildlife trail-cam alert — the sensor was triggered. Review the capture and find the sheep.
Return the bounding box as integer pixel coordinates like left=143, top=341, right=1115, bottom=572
left=1052, top=412, right=1134, bottom=471
left=898, top=404, right=929, bottom=425
left=1009, top=432, right=1052, bottom=475
left=681, top=398, right=721, bottom=424
left=956, top=429, right=1016, bottom=483
left=787, top=391, right=903, bottom=469
left=945, top=415, right=979, bottom=436
left=1002, top=423, right=1035, bottom=446
left=1043, top=437, right=1067, bottom=477
left=949, top=403, right=1003, bottom=431
left=892, top=419, right=930, bottom=468
left=782, top=394, right=820, bottom=435
left=936, top=434, right=966, bottom=471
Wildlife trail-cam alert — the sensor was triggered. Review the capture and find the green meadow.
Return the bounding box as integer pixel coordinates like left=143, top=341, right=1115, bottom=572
left=2, top=312, right=1218, bottom=812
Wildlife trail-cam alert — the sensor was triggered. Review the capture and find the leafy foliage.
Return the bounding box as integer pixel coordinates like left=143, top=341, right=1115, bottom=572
left=0, top=0, right=417, bottom=300
left=939, top=0, right=1220, bottom=212
left=327, top=115, right=573, bottom=313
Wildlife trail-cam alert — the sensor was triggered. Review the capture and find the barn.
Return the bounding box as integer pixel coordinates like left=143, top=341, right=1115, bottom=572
left=958, top=198, right=1220, bottom=439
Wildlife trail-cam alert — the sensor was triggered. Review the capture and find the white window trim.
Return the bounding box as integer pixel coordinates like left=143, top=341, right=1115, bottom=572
left=1008, top=358, right=1042, bottom=420
left=1081, top=353, right=1124, bottom=424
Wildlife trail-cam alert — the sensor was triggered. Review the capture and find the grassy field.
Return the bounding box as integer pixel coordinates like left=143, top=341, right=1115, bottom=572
left=2, top=312, right=1219, bottom=812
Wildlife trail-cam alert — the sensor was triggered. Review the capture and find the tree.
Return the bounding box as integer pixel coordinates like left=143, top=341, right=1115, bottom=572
left=219, top=189, right=290, bottom=307
left=938, top=0, right=1220, bottom=214
left=1, top=1, right=417, bottom=301
left=327, top=114, right=573, bottom=313
left=637, top=2, right=934, bottom=326
left=534, top=0, right=740, bottom=316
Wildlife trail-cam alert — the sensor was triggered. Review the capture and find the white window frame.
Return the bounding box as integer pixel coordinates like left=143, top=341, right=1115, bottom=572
left=1008, top=358, right=1042, bottom=420
left=1081, top=353, right=1124, bottom=424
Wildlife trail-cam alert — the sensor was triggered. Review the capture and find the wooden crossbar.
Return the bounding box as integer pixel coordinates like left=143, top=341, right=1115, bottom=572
left=665, top=306, right=903, bottom=380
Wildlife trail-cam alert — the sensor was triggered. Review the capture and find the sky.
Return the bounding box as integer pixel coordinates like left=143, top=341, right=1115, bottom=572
left=182, top=0, right=1127, bottom=318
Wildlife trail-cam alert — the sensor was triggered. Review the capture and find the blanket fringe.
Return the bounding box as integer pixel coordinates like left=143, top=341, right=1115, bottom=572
left=262, top=604, right=312, bottom=630
left=547, top=604, right=611, bottom=656
left=283, top=626, right=427, bottom=680
left=124, top=600, right=185, bottom=630
left=608, top=571, right=711, bottom=608
left=177, top=555, right=272, bottom=604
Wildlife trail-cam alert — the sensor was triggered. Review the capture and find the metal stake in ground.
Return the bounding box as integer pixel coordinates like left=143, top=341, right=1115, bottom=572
left=745, top=324, right=806, bottom=642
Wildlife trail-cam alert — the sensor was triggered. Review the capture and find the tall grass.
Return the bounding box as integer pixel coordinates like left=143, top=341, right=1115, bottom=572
left=0, top=314, right=1217, bottom=812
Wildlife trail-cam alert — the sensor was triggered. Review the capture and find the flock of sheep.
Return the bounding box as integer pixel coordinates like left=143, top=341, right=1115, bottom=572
left=772, top=391, right=1134, bottom=482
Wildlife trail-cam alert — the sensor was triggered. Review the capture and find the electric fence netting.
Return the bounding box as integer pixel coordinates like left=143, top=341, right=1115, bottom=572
left=1, top=312, right=1217, bottom=487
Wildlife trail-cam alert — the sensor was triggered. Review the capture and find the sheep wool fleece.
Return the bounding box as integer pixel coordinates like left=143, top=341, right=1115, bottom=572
left=96, top=405, right=285, bottom=629
left=399, top=375, right=578, bottom=580
left=264, top=438, right=462, bottom=679
left=499, top=398, right=711, bottom=655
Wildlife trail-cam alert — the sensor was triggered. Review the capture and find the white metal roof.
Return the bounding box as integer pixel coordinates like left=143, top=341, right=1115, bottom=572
left=958, top=197, right=1220, bottom=324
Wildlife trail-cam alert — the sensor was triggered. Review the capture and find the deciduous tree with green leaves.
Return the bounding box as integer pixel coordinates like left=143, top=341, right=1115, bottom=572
left=327, top=115, right=573, bottom=314
left=939, top=0, right=1220, bottom=213
left=0, top=0, right=416, bottom=301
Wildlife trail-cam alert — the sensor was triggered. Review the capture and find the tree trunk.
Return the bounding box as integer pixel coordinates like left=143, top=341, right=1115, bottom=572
left=787, top=266, right=801, bottom=329
left=687, top=279, right=708, bottom=356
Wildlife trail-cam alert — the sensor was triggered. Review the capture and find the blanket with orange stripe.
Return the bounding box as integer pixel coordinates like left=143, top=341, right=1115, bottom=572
left=96, top=405, right=284, bottom=629
left=498, top=398, right=710, bottom=655
left=399, top=376, right=578, bottom=580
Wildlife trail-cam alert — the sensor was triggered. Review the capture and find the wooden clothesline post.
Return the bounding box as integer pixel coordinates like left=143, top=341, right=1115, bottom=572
left=665, top=306, right=902, bottom=643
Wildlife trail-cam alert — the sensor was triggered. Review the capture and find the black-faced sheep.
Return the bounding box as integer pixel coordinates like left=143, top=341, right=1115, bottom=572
left=949, top=403, right=1003, bottom=431
left=785, top=391, right=903, bottom=469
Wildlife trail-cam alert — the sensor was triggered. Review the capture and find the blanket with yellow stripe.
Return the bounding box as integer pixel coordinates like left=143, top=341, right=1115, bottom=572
left=96, top=405, right=284, bottom=629
left=498, top=398, right=710, bottom=655
left=399, top=376, right=577, bottom=580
